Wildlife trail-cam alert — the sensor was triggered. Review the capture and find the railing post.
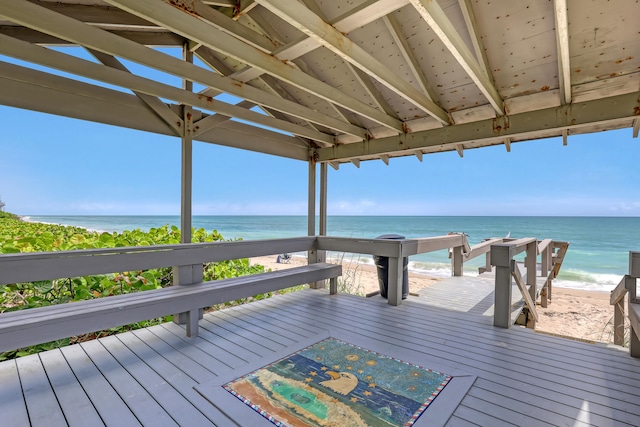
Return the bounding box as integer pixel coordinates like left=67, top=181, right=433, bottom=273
left=451, top=246, right=463, bottom=276
left=492, top=244, right=514, bottom=328
left=526, top=242, right=537, bottom=302
left=484, top=251, right=492, bottom=273
left=173, top=264, right=204, bottom=337
left=614, top=279, right=627, bottom=346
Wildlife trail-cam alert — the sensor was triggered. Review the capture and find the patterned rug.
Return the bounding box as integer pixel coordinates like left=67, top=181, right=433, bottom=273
left=222, top=337, right=451, bottom=427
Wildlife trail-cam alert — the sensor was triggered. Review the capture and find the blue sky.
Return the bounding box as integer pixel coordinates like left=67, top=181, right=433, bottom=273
left=2, top=105, right=638, bottom=217
left=1, top=48, right=639, bottom=217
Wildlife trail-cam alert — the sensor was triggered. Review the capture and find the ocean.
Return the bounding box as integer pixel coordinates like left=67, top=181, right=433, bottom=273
left=24, top=215, right=640, bottom=292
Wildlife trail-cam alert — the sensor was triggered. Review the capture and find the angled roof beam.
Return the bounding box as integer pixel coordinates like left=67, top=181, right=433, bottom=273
left=230, top=0, right=409, bottom=82
left=351, top=159, right=361, bottom=168
left=380, top=154, right=390, bottom=165
left=409, top=0, right=504, bottom=116
left=316, top=92, right=640, bottom=161
left=553, top=0, right=571, bottom=105
left=455, top=145, right=464, bottom=158
left=633, top=118, right=640, bottom=138
left=457, top=0, right=493, bottom=82
left=106, top=0, right=404, bottom=133
left=383, top=14, right=440, bottom=105
left=0, top=34, right=334, bottom=144
left=255, top=0, right=450, bottom=126
left=0, top=0, right=365, bottom=139
left=414, top=150, right=423, bottom=162
left=89, top=49, right=184, bottom=136
left=504, top=138, right=511, bottom=152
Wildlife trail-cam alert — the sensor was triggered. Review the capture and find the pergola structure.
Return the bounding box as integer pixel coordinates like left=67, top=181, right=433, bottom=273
left=0, top=0, right=639, bottom=240
left=2, top=3, right=640, bottom=425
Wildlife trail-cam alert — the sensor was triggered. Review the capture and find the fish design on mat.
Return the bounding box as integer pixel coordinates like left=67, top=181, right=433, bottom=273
left=319, top=371, right=358, bottom=395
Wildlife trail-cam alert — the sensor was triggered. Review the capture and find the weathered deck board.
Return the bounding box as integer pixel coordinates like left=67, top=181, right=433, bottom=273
left=1, top=286, right=640, bottom=426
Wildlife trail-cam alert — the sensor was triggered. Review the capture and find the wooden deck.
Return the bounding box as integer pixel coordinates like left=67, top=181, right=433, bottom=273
left=2, top=282, right=640, bottom=426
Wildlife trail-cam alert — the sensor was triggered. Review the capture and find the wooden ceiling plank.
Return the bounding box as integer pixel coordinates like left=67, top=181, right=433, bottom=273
left=105, top=0, right=404, bottom=132
left=553, top=0, right=571, bottom=105
left=256, top=0, right=450, bottom=125
left=0, top=33, right=333, bottom=144
left=409, top=0, right=504, bottom=115
left=0, top=0, right=365, bottom=139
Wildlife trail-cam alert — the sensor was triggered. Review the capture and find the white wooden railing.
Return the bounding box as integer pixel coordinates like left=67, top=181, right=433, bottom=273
left=0, top=234, right=471, bottom=308
left=610, top=251, right=640, bottom=357
left=489, top=238, right=569, bottom=329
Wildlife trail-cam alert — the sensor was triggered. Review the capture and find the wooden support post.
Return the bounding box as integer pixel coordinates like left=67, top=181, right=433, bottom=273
left=172, top=264, right=204, bottom=329
left=492, top=244, right=514, bottom=328
left=526, top=242, right=537, bottom=302
left=631, top=329, right=640, bottom=358
left=387, top=256, right=404, bottom=306
left=451, top=246, right=463, bottom=276
left=614, top=299, right=625, bottom=346
left=318, top=162, right=328, bottom=265
left=329, top=277, right=338, bottom=295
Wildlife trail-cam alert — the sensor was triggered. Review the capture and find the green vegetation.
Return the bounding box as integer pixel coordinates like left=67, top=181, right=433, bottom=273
left=0, top=213, right=297, bottom=360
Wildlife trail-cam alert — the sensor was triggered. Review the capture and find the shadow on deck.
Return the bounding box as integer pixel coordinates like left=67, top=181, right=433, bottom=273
left=2, top=287, right=640, bottom=426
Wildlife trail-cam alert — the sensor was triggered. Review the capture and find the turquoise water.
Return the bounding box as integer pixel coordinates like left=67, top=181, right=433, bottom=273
left=24, top=215, right=640, bottom=292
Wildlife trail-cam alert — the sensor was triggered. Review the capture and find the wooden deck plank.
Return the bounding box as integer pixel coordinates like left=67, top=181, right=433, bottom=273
left=115, top=332, right=236, bottom=426
left=39, top=350, right=104, bottom=426
left=3, top=286, right=640, bottom=426
left=0, top=359, right=30, bottom=426
left=99, top=334, right=213, bottom=426
left=60, top=345, right=141, bottom=427
left=15, top=354, right=67, bottom=426
left=162, top=320, right=264, bottom=365
left=80, top=339, right=178, bottom=426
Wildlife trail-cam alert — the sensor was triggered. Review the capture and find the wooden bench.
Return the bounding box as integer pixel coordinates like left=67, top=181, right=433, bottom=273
left=0, top=262, right=341, bottom=353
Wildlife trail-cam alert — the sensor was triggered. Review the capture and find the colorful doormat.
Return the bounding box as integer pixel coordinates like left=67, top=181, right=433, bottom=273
left=222, top=337, right=451, bottom=427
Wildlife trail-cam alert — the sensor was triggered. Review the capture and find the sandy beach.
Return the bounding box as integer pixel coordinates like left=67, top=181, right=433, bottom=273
left=251, top=255, right=619, bottom=345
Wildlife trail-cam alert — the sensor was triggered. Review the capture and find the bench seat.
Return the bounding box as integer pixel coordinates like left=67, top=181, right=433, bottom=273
left=0, top=262, right=342, bottom=353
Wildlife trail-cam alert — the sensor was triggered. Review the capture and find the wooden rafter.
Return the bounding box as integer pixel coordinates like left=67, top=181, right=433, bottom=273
left=0, top=0, right=365, bottom=139
left=106, top=0, right=404, bottom=132
left=553, top=0, right=571, bottom=105
left=0, top=33, right=334, bottom=144
left=255, top=0, right=450, bottom=125
left=457, top=0, right=493, bottom=83
left=409, top=0, right=504, bottom=116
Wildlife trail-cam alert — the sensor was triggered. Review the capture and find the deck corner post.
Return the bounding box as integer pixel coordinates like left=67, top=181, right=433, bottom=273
left=492, top=244, right=514, bottom=328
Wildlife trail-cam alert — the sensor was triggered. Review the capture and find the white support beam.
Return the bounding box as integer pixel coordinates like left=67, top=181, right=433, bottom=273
left=229, top=0, right=410, bottom=83
left=256, top=0, right=450, bottom=126
left=553, top=0, right=571, bottom=105
left=106, top=0, right=404, bottom=132
left=409, top=0, right=504, bottom=115
left=351, top=159, right=361, bottom=168
left=633, top=118, right=639, bottom=138
left=0, top=34, right=333, bottom=145
left=455, top=145, right=464, bottom=158
left=457, top=0, right=493, bottom=82
left=380, top=155, right=390, bottom=165
left=181, top=43, right=194, bottom=244
left=0, top=0, right=367, bottom=139
left=414, top=150, right=423, bottom=162
left=316, top=92, right=640, bottom=162
left=329, top=162, right=340, bottom=170
left=504, top=138, right=511, bottom=152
